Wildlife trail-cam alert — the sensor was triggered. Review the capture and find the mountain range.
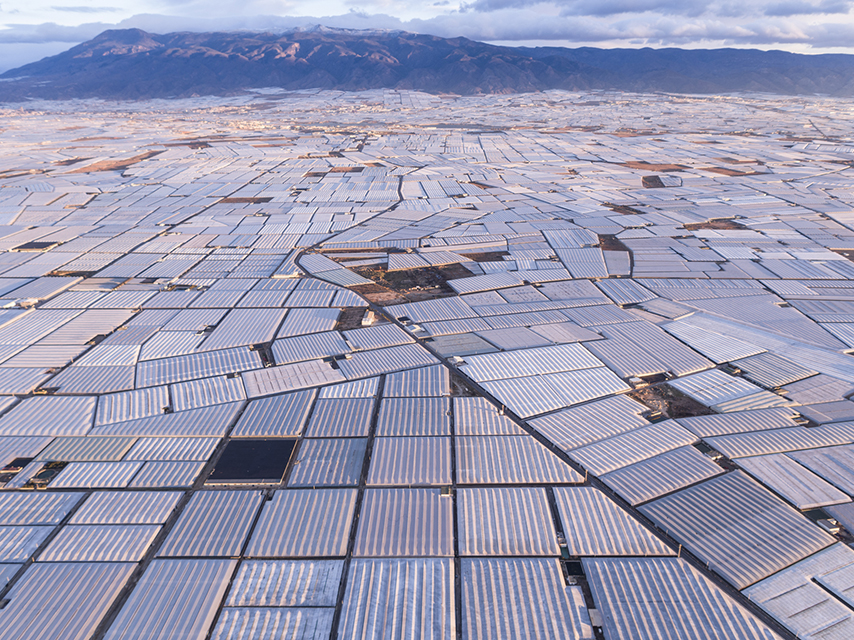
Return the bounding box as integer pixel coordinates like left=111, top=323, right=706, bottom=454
left=2, top=26, right=854, bottom=100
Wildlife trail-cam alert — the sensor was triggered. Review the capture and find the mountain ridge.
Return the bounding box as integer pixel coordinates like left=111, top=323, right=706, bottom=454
left=2, top=27, right=854, bottom=100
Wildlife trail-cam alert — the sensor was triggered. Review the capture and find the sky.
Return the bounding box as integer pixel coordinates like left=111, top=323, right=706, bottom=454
left=2, top=0, right=854, bottom=72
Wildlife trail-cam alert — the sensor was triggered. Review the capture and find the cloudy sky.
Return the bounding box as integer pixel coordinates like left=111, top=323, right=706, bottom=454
left=2, top=0, right=854, bottom=71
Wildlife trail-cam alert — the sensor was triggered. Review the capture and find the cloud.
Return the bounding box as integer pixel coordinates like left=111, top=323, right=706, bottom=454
left=50, top=6, right=123, bottom=12
left=0, top=3, right=853, bottom=55
left=764, top=0, right=853, bottom=15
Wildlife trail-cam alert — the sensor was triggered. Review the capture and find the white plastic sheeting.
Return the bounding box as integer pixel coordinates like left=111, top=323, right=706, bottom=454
left=339, top=559, right=455, bottom=640
left=104, top=559, right=237, bottom=640
left=461, top=558, right=594, bottom=640
left=640, top=471, right=835, bottom=589
left=246, top=489, right=357, bottom=557
left=354, top=488, right=454, bottom=557
left=584, top=557, right=782, bottom=640
left=457, top=487, right=559, bottom=556
left=1, top=562, right=135, bottom=640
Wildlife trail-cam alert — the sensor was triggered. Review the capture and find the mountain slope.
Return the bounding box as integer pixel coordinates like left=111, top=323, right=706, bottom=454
left=2, top=27, right=854, bottom=100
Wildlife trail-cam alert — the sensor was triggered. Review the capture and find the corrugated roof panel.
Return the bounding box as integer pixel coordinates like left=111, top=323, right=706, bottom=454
left=782, top=373, right=854, bottom=404
left=305, top=398, right=374, bottom=437
left=142, top=290, right=201, bottom=308
left=158, top=490, right=264, bottom=558
left=72, top=344, right=140, bottom=367
left=563, top=304, right=636, bottom=327
left=90, top=402, right=243, bottom=437
left=96, top=386, right=170, bottom=425
left=50, top=461, right=144, bottom=488
left=584, top=338, right=669, bottom=378
left=663, top=321, right=765, bottom=364
left=514, top=368, right=631, bottom=413
left=162, top=308, right=227, bottom=331
left=232, top=389, right=316, bottom=437
left=449, top=272, right=526, bottom=294
left=0, top=525, right=54, bottom=562
left=40, top=309, right=135, bottom=346
left=245, top=488, right=357, bottom=557
left=595, top=278, right=656, bottom=305
left=135, top=347, right=262, bottom=387
left=234, top=289, right=290, bottom=308
left=584, top=557, right=782, bottom=640
left=210, top=607, right=334, bottom=640
left=475, top=376, right=562, bottom=419
left=0, top=435, right=52, bottom=467
left=461, top=558, right=593, bottom=640
left=553, top=486, right=674, bottom=556
left=171, top=374, right=246, bottom=412
left=789, top=445, right=854, bottom=495
left=1, top=562, right=135, bottom=640
left=367, top=437, right=451, bottom=486
left=737, top=453, right=850, bottom=509
left=103, top=559, right=237, bottom=640
left=453, top=396, right=526, bottom=435
left=386, top=297, right=478, bottom=324
left=0, top=309, right=80, bottom=346
left=376, top=398, right=451, bottom=436
left=35, top=436, right=137, bottom=462
left=318, top=377, right=379, bottom=398
left=339, top=559, right=455, bottom=640
left=0, top=492, right=82, bottom=525
left=242, top=360, right=345, bottom=397
left=743, top=543, right=854, bottom=640
left=188, top=289, right=247, bottom=308
left=226, top=559, right=343, bottom=606
left=705, top=423, right=854, bottom=459
left=383, top=364, right=450, bottom=397
left=0, top=563, right=18, bottom=588
left=276, top=308, right=340, bottom=338
left=529, top=395, right=650, bottom=451
left=668, top=369, right=764, bottom=406
left=0, top=368, right=52, bottom=394
left=477, top=326, right=553, bottom=350
left=732, top=352, right=817, bottom=388
left=528, top=321, right=603, bottom=344
left=458, top=487, right=558, bottom=556
left=285, top=289, right=336, bottom=307
left=47, top=365, right=135, bottom=394
left=124, top=436, right=220, bottom=461
left=0, top=395, right=96, bottom=437
left=129, top=461, right=206, bottom=487
left=139, top=331, right=205, bottom=361
left=423, top=317, right=492, bottom=336
left=272, top=331, right=350, bottom=365
left=353, top=488, right=453, bottom=557
left=337, top=344, right=438, bottom=379
left=460, top=343, right=603, bottom=382
left=568, top=420, right=698, bottom=475
left=38, top=524, right=160, bottom=562
left=456, top=435, right=584, bottom=484
left=601, top=446, right=725, bottom=506
left=676, top=407, right=801, bottom=437
left=0, top=343, right=85, bottom=368
left=343, top=323, right=414, bottom=351
left=712, top=390, right=792, bottom=413
left=289, top=438, right=367, bottom=487
left=90, top=290, right=157, bottom=309
left=595, top=320, right=712, bottom=376
left=71, top=490, right=183, bottom=524
left=640, top=471, right=835, bottom=589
